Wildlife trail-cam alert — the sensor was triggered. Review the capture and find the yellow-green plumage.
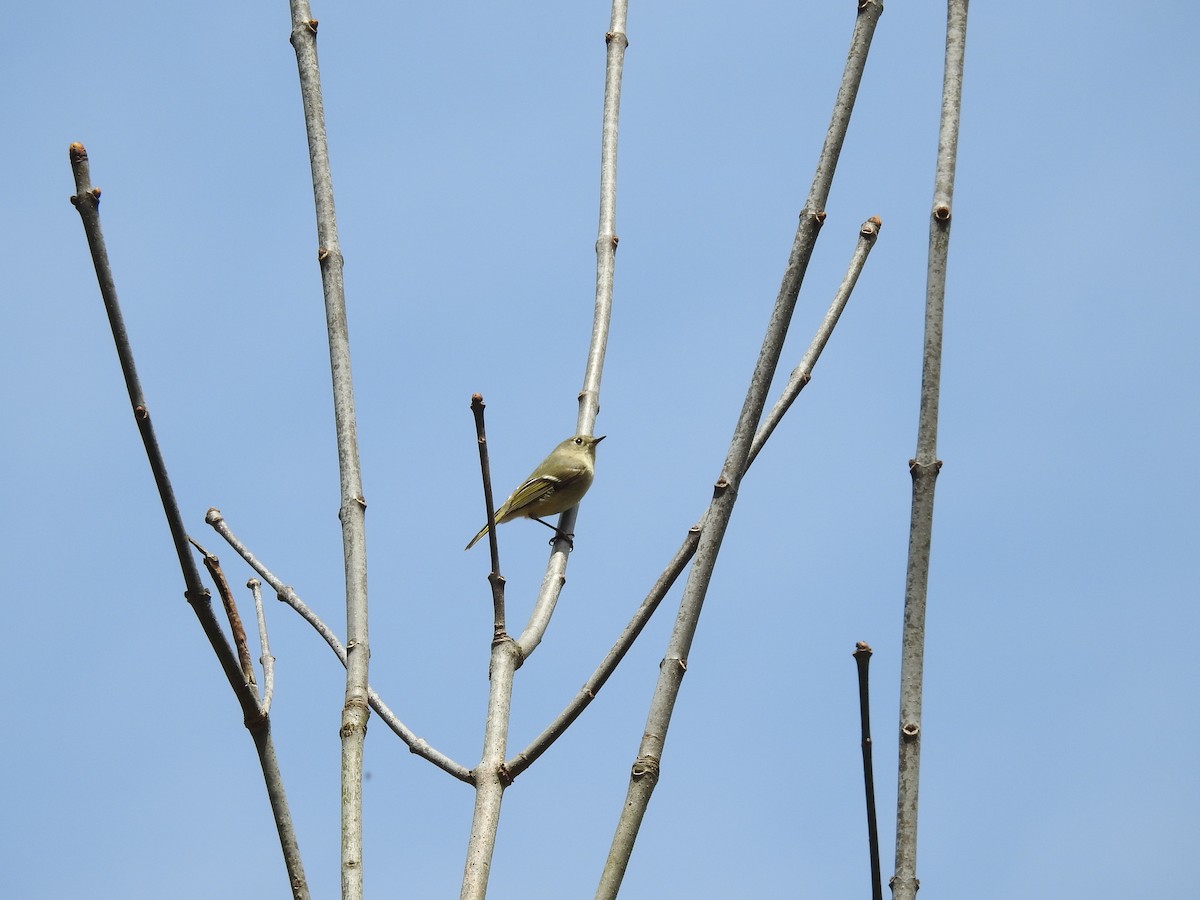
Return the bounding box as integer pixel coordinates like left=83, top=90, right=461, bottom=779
left=465, top=434, right=604, bottom=550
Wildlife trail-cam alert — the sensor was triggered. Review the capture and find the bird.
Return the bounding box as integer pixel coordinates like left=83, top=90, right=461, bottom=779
left=465, top=434, right=605, bottom=550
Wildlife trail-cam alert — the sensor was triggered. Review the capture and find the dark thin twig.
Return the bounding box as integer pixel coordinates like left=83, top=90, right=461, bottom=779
left=854, top=642, right=883, bottom=900
left=468, top=394, right=507, bottom=638
left=191, top=537, right=257, bottom=689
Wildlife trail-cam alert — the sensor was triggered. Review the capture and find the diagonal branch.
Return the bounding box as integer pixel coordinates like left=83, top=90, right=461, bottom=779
left=597, top=3, right=886, bottom=893
left=508, top=217, right=881, bottom=779
left=68, top=143, right=310, bottom=900
left=206, top=509, right=473, bottom=783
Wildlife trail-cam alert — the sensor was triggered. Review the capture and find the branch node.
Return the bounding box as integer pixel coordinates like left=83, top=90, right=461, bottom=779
left=933, top=204, right=951, bottom=222
left=901, top=722, right=920, bottom=741
left=631, top=755, right=660, bottom=783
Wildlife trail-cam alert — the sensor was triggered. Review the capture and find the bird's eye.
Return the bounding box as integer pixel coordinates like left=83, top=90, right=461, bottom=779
left=575, top=437, right=583, bottom=445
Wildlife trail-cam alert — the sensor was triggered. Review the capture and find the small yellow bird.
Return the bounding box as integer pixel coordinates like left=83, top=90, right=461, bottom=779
left=465, top=434, right=605, bottom=550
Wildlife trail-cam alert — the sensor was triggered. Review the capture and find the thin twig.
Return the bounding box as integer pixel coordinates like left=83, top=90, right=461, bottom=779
left=854, top=642, right=883, bottom=900
left=68, top=143, right=310, bottom=899
left=893, top=3, right=969, bottom=898
left=597, top=5, right=885, bottom=894
left=468, top=395, right=508, bottom=637
left=749, top=216, right=882, bottom=467
left=191, top=537, right=258, bottom=689
left=205, top=509, right=473, bottom=783
left=250, top=579, right=277, bottom=714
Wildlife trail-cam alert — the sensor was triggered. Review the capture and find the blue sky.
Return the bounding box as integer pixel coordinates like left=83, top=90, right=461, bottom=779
left=4, top=2, right=1198, bottom=897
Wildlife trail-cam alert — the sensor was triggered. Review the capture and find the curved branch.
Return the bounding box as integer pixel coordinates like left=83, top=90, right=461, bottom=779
left=206, top=509, right=473, bottom=784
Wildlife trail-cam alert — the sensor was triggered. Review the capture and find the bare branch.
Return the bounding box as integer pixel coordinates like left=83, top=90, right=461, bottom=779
left=468, top=394, right=509, bottom=636
left=462, top=4, right=629, bottom=897
left=284, top=5, right=371, bottom=895
left=68, top=143, right=311, bottom=900
left=893, top=2, right=969, bottom=898
left=250, top=579, right=277, bottom=715
left=854, top=642, right=883, bottom=900
left=191, top=537, right=258, bottom=690
left=510, top=216, right=881, bottom=777
left=506, top=528, right=698, bottom=778
left=598, top=4, right=886, bottom=893
left=750, top=215, right=883, bottom=467
left=206, top=509, right=473, bottom=784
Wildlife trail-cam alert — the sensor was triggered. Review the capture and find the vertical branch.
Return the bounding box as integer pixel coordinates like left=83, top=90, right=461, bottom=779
left=892, top=2, right=968, bottom=899
left=577, top=0, right=628, bottom=436
left=597, top=5, right=884, bottom=895
left=854, top=643, right=883, bottom=900
left=286, top=6, right=371, bottom=899
left=463, top=6, right=630, bottom=896
left=460, top=395, right=518, bottom=897
left=459, top=639, right=521, bottom=900
left=68, top=144, right=310, bottom=900
left=550, top=0, right=629, bottom=562
left=469, top=395, right=508, bottom=635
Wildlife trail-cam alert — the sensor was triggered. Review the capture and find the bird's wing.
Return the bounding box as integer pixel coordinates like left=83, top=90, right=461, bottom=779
left=504, top=474, right=566, bottom=517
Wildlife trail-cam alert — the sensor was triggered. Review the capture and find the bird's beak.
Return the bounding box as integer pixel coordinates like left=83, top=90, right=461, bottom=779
left=594, top=435, right=607, bottom=444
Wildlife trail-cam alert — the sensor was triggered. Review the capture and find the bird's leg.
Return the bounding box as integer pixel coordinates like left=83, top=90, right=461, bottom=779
left=530, top=516, right=574, bottom=549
